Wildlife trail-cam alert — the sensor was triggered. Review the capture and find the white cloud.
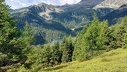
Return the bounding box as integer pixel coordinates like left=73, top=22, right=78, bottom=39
left=5, top=0, right=81, bottom=9
left=44, top=0, right=81, bottom=5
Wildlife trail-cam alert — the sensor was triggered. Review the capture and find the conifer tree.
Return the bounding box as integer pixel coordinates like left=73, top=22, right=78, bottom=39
left=0, top=0, right=21, bottom=59
left=17, top=22, right=35, bottom=64
left=73, top=14, right=110, bottom=61
left=110, top=17, right=127, bottom=49
left=19, top=22, right=34, bottom=49
left=51, top=42, right=62, bottom=65
left=84, top=14, right=100, bottom=58
left=61, top=36, right=68, bottom=63
left=61, top=36, right=74, bottom=63
left=96, top=20, right=109, bottom=52
left=42, top=45, right=52, bottom=67
left=67, top=36, right=74, bottom=61
left=121, top=16, right=127, bottom=48
left=72, top=27, right=88, bottom=61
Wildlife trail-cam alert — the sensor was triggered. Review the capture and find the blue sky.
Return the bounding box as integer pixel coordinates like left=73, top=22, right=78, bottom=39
left=5, top=0, right=81, bottom=9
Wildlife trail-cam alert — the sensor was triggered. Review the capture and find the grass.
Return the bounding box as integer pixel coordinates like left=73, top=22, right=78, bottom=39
left=41, top=48, right=127, bottom=72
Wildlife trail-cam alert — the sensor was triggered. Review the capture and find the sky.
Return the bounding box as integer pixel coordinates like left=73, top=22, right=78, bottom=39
left=5, top=0, right=81, bottom=9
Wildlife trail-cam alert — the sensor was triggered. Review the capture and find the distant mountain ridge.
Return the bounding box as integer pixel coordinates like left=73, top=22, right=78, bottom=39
left=94, top=0, right=127, bottom=9
left=10, top=0, right=127, bottom=44
left=78, top=0, right=104, bottom=8
left=102, top=4, right=127, bottom=24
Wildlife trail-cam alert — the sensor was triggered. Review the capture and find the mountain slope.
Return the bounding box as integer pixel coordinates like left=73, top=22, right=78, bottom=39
left=11, top=3, right=70, bottom=44
left=78, top=0, right=104, bottom=8
left=10, top=0, right=127, bottom=44
left=101, top=4, right=127, bottom=24
left=42, top=48, right=127, bottom=72
left=94, top=0, right=127, bottom=9
left=11, top=2, right=97, bottom=44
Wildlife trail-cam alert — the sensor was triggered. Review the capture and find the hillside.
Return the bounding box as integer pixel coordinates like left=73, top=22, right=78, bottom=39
left=102, top=4, right=127, bottom=24
left=11, top=3, right=70, bottom=44
left=94, top=0, right=127, bottom=9
left=10, top=2, right=96, bottom=44
left=42, top=48, right=127, bottom=72
left=10, top=0, right=127, bottom=44
left=78, top=0, right=104, bottom=8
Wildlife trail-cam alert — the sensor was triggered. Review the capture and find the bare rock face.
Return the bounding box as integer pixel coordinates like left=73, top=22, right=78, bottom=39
left=94, top=0, right=127, bottom=9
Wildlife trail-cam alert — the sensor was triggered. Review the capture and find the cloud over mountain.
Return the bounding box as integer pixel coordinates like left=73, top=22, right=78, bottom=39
left=5, top=0, right=81, bottom=9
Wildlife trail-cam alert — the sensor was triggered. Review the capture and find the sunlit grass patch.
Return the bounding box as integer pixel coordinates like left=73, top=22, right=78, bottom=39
left=42, top=48, right=127, bottom=72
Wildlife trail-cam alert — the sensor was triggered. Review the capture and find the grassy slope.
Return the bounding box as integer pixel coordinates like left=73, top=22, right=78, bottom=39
left=42, top=48, right=127, bottom=72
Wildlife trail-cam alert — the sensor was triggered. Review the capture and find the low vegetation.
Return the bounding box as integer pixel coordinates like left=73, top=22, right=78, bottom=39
left=42, top=48, right=127, bottom=72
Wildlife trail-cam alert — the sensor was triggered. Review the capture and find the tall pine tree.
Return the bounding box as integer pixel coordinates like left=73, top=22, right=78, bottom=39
left=61, top=36, right=74, bottom=63
left=51, top=42, right=62, bottom=65
left=0, top=0, right=21, bottom=59
left=42, top=45, right=52, bottom=67
left=109, top=16, right=127, bottom=49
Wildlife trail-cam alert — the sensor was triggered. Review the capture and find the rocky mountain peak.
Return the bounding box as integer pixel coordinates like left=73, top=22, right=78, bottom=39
left=94, top=0, right=127, bottom=9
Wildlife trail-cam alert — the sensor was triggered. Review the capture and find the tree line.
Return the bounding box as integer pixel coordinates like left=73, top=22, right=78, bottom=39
left=23, top=14, right=127, bottom=69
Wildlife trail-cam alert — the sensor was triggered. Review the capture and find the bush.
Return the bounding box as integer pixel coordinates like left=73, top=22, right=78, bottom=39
left=0, top=53, right=7, bottom=66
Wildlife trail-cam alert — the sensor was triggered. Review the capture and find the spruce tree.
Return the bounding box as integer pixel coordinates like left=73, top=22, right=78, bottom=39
left=19, top=22, right=34, bottom=49
left=96, top=20, right=109, bottom=52
left=72, top=27, right=88, bottom=61
left=61, top=36, right=68, bottom=63
left=61, top=36, right=74, bottom=63
left=0, top=0, right=21, bottom=59
left=84, top=14, right=100, bottom=58
left=42, top=45, right=52, bottom=67
left=18, top=22, right=34, bottom=64
left=110, top=17, right=127, bottom=49
left=121, top=17, right=127, bottom=48
left=51, top=42, right=62, bottom=65
left=67, top=36, right=74, bottom=62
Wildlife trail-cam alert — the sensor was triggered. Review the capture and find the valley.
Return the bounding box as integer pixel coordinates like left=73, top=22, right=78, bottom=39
left=10, top=0, right=127, bottom=45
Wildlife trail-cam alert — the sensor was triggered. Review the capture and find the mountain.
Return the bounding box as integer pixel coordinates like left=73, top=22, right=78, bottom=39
left=102, top=4, right=127, bottom=24
left=11, top=2, right=96, bottom=44
left=78, top=0, right=104, bottom=8
left=11, top=3, right=71, bottom=44
left=10, top=0, right=127, bottom=44
left=94, top=0, right=127, bottom=9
